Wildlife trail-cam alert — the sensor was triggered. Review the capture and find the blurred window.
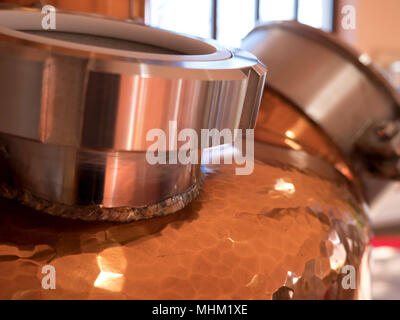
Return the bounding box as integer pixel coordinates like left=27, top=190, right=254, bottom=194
left=149, top=0, right=213, bottom=39
left=259, top=0, right=297, bottom=22
left=217, top=0, right=256, bottom=47
left=149, top=0, right=334, bottom=47
left=297, top=0, right=334, bottom=31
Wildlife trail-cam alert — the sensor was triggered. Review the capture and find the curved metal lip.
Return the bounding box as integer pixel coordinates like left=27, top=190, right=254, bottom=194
left=0, top=8, right=265, bottom=77
left=247, top=20, right=400, bottom=109
left=0, top=8, right=224, bottom=60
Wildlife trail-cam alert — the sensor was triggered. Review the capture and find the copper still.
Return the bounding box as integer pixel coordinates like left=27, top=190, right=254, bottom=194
left=1, top=6, right=399, bottom=300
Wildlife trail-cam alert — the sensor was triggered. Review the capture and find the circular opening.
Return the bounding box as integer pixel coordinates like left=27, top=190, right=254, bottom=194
left=0, top=10, right=231, bottom=61
left=22, top=30, right=183, bottom=54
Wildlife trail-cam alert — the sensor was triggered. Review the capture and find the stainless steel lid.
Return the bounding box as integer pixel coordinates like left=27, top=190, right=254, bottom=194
left=243, top=21, right=400, bottom=155
left=0, top=8, right=266, bottom=221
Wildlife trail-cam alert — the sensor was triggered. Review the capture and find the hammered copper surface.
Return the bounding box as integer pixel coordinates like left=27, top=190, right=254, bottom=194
left=0, top=3, right=372, bottom=301
left=0, top=145, right=370, bottom=299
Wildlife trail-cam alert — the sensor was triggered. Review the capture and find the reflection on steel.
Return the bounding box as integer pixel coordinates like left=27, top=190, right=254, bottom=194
left=0, top=8, right=266, bottom=220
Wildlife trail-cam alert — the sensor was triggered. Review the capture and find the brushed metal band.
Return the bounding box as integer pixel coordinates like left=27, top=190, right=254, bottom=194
left=0, top=8, right=267, bottom=220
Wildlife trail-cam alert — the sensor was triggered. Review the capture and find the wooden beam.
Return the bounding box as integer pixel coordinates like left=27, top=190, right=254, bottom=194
left=0, top=0, right=147, bottom=20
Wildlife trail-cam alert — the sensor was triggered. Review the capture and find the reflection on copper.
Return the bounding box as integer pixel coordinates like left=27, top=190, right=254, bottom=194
left=284, top=138, right=302, bottom=151
left=94, top=271, right=124, bottom=292
left=94, top=247, right=127, bottom=293
left=274, top=178, right=295, bottom=194
left=334, top=162, right=355, bottom=182
left=246, top=274, right=260, bottom=288
left=285, top=130, right=296, bottom=139
left=255, top=89, right=355, bottom=182
left=286, top=271, right=299, bottom=286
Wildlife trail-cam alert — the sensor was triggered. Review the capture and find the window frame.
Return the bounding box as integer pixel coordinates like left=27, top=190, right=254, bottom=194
left=211, top=0, right=334, bottom=40
left=148, top=0, right=335, bottom=42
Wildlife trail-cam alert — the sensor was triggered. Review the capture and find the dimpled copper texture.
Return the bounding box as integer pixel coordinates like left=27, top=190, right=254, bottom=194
left=0, top=140, right=370, bottom=300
